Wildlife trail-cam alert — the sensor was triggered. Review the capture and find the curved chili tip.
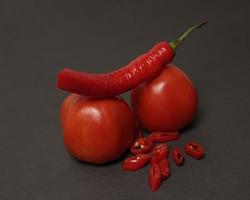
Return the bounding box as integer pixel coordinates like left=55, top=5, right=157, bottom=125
left=169, top=21, right=208, bottom=50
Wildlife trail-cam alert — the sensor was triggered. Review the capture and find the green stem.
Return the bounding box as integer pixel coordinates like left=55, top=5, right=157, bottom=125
left=169, top=21, right=207, bottom=50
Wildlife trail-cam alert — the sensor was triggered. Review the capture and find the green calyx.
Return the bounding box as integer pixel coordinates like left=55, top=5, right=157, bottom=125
left=169, top=21, right=208, bottom=50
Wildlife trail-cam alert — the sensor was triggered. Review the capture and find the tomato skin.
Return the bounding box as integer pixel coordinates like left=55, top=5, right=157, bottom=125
left=61, top=94, right=136, bottom=164
left=131, top=64, right=198, bottom=132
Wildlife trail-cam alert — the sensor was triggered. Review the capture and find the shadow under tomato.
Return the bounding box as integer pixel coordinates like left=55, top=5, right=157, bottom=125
left=180, top=110, right=204, bottom=134
left=69, top=149, right=131, bottom=167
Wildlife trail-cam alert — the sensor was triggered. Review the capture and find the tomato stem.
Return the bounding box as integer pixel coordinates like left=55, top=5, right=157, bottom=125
left=169, top=21, right=207, bottom=50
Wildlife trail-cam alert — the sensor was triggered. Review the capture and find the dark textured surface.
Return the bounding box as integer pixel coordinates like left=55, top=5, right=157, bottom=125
left=1, top=0, right=250, bottom=199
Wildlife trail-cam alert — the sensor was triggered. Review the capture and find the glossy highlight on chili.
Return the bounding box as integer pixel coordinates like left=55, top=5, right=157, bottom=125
left=130, top=137, right=154, bottom=155
left=122, top=154, right=151, bottom=171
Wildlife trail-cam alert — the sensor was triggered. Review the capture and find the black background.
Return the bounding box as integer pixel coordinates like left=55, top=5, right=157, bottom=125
left=1, top=0, right=250, bottom=199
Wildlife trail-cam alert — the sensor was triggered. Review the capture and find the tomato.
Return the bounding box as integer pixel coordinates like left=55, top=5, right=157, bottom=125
left=131, top=64, right=198, bottom=132
left=61, top=94, right=136, bottom=164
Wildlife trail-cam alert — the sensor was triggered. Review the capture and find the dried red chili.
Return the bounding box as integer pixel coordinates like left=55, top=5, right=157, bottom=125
left=57, top=22, right=207, bottom=97
left=150, top=144, right=169, bottom=165
left=159, top=158, right=170, bottom=180
left=185, top=142, right=204, bottom=159
left=148, top=131, right=180, bottom=143
left=122, top=154, right=151, bottom=171
left=172, top=147, right=184, bottom=165
left=130, top=137, right=154, bottom=155
left=148, top=163, right=162, bottom=192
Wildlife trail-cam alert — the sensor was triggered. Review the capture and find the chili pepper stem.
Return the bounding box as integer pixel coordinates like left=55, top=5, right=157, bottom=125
left=169, top=21, right=207, bottom=50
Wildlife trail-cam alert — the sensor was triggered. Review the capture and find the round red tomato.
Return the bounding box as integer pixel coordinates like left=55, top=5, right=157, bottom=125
left=131, top=64, right=198, bottom=132
left=61, top=94, right=136, bottom=164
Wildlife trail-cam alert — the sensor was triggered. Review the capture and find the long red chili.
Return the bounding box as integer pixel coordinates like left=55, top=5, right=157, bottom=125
left=57, top=22, right=207, bottom=97
left=172, top=147, right=184, bottom=165
left=130, top=137, right=154, bottom=155
left=122, top=154, right=151, bottom=171
left=148, top=131, right=180, bottom=143
left=185, top=142, right=204, bottom=160
left=148, top=163, right=162, bottom=192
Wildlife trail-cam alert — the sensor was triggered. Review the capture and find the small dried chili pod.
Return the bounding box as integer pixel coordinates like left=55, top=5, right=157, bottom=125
left=130, top=137, right=154, bottom=155
left=184, top=142, right=204, bottom=160
left=148, top=131, right=180, bottom=143
left=150, top=144, right=169, bottom=165
left=122, top=154, right=151, bottom=171
left=172, top=147, right=184, bottom=165
left=148, top=163, right=162, bottom=192
left=159, top=158, right=170, bottom=180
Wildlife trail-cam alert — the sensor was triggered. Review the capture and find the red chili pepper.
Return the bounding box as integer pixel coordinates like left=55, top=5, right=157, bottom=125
left=148, top=163, right=162, bottom=192
left=57, top=22, right=207, bottom=97
left=172, top=147, right=184, bottom=165
left=122, top=154, right=150, bottom=171
left=150, top=144, right=169, bottom=165
left=159, top=158, right=170, bottom=180
left=130, top=137, right=154, bottom=155
left=148, top=131, right=180, bottom=143
left=185, top=142, right=204, bottom=159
